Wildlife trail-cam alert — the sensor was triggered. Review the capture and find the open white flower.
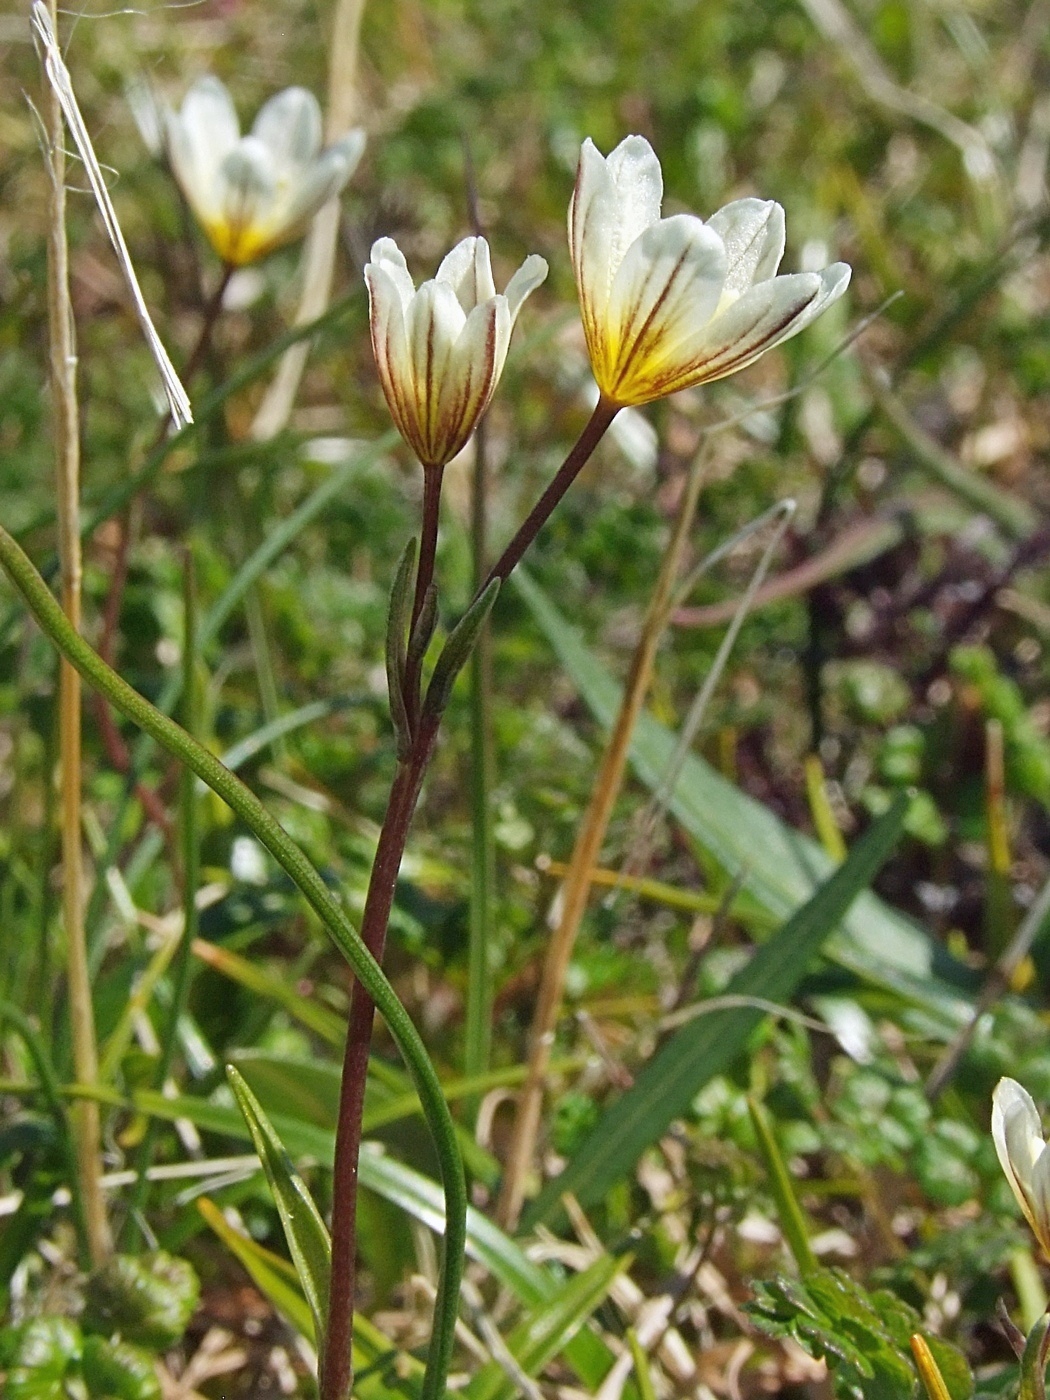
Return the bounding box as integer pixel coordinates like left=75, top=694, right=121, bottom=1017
left=569, top=135, right=851, bottom=406
left=164, top=77, right=365, bottom=266
left=365, top=236, right=548, bottom=470
left=992, top=1077, right=1050, bottom=1257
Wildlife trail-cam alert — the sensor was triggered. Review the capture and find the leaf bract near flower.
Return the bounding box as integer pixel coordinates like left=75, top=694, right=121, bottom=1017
left=164, top=77, right=365, bottom=266
left=991, top=1077, right=1050, bottom=1258
left=365, top=236, right=548, bottom=470
left=569, top=135, right=851, bottom=406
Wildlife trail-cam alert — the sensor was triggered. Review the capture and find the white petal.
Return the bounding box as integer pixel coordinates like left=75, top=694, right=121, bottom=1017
left=327, top=128, right=366, bottom=180
left=279, top=137, right=362, bottom=230
left=569, top=135, right=663, bottom=342
left=436, top=237, right=497, bottom=312
left=993, top=1078, right=1050, bottom=1240
left=994, top=1078, right=1045, bottom=1175
left=649, top=264, right=847, bottom=394
left=365, top=263, right=416, bottom=451
left=367, top=237, right=416, bottom=310
left=440, top=298, right=508, bottom=460
left=166, top=75, right=239, bottom=224
left=220, top=137, right=276, bottom=222
left=504, top=253, right=548, bottom=322
left=251, top=86, right=323, bottom=171
left=1030, top=1142, right=1050, bottom=1246
left=706, top=198, right=785, bottom=294
left=779, top=261, right=851, bottom=337
left=407, top=280, right=468, bottom=463
left=603, top=213, right=726, bottom=398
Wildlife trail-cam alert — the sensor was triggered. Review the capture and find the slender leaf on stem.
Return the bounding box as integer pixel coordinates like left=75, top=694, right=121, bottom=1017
left=386, top=538, right=418, bottom=759
left=524, top=795, right=909, bottom=1225
left=227, top=1066, right=332, bottom=1346
left=424, top=579, right=501, bottom=719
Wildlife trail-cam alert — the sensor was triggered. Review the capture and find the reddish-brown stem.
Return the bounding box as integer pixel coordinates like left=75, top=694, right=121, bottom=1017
left=321, top=721, right=437, bottom=1400
left=181, top=263, right=234, bottom=388
left=412, top=465, right=444, bottom=632
left=320, top=395, right=619, bottom=1400
left=483, top=395, right=619, bottom=590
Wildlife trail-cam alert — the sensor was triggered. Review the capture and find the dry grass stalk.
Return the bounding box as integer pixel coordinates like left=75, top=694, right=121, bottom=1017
left=250, top=0, right=368, bottom=440
left=38, top=0, right=110, bottom=1263
left=497, top=446, right=708, bottom=1229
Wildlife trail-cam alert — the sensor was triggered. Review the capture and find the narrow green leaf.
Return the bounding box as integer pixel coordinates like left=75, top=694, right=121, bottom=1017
left=627, top=1330, right=658, bottom=1400
left=226, top=1065, right=332, bottom=1345
left=512, top=569, right=975, bottom=1021
left=424, top=579, right=500, bottom=719
left=524, top=796, right=909, bottom=1226
left=747, top=1096, right=817, bottom=1275
left=464, top=1250, right=627, bottom=1400
left=197, top=1200, right=423, bottom=1398
left=386, top=537, right=418, bottom=760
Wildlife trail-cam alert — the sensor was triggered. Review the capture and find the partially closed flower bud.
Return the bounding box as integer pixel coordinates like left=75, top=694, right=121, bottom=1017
left=992, top=1077, right=1050, bottom=1258
left=569, top=135, right=850, bottom=406
left=164, top=77, right=364, bottom=266
left=365, top=236, right=547, bottom=470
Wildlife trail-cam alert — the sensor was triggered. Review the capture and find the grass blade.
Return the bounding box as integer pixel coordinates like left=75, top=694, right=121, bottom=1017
left=464, top=1250, right=628, bottom=1400
left=512, top=568, right=974, bottom=1021
left=523, top=794, right=909, bottom=1226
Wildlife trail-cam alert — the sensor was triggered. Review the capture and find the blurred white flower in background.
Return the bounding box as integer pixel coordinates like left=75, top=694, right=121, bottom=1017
left=164, top=77, right=365, bottom=266
left=365, top=235, right=548, bottom=470
left=569, top=134, right=850, bottom=406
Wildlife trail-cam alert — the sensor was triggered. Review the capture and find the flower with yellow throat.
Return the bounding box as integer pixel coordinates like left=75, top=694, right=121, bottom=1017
left=569, top=135, right=850, bottom=407
left=164, top=77, right=364, bottom=266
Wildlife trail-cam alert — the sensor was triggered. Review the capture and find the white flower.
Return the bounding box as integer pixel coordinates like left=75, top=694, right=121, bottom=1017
left=568, top=135, right=851, bottom=406
left=164, top=76, right=365, bottom=266
left=992, top=1077, right=1050, bottom=1256
left=364, top=236, right=548, bottom=470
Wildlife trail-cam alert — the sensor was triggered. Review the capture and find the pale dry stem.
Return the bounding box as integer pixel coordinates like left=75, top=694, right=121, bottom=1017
left=250, top=0, right=367, bottom=441
left=41, top=0, right=110, bottom=1264
left=496, top=446, right=709, bottom=1229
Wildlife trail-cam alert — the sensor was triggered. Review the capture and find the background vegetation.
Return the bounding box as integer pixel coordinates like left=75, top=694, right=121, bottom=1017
left=3, top=0, right=1050, bottom=1394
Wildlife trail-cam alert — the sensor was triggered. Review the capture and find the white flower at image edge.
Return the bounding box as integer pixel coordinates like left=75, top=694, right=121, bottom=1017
left=569, top=135, right=851, bottom=406
left=365, top=236, right=548, bottom=470
left=164, top=76, right=365, bottom=265
left=992, top=1076, right=1050, bottom=1256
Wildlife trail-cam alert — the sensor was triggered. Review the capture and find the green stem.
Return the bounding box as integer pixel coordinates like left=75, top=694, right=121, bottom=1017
left=747, top=1096, right=817, bottom=1275
left=0, top=521, right=466, bottom=1400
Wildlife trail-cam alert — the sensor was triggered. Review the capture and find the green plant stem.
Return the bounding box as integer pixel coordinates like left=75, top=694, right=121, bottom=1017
left=41, top=0, right=109, bottom=1266
left=0, top=520, right=466, bottom=1400
left=747, top=1095, right=817, bottom=1274
left=122, top=548, right=202, bottom=1242
left=465, top=417, right=496, bottom=1084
